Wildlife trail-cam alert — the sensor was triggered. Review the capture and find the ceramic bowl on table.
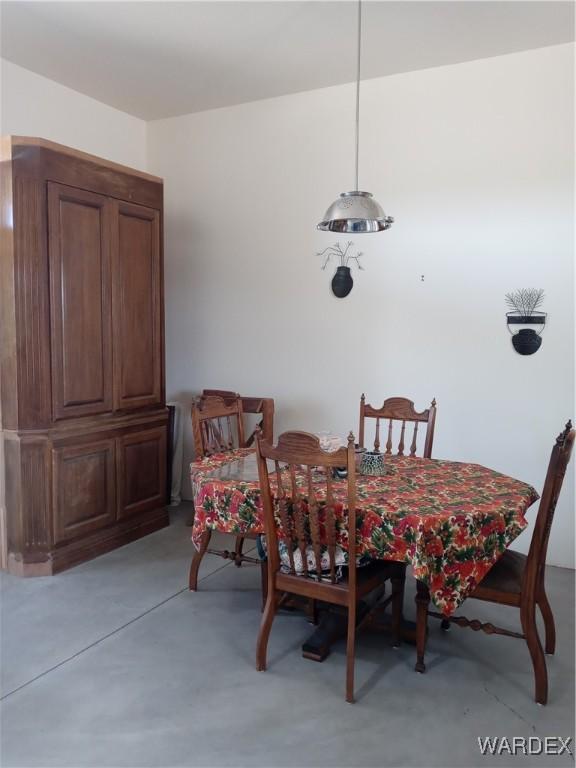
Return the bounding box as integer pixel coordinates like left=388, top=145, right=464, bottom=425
left=360, top=450, right=386, bottom=476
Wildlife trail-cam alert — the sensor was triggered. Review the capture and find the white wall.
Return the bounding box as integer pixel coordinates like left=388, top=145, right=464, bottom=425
left=0, top=59, right=147, bottom=169
left=148, top=43, right=574, bottom=568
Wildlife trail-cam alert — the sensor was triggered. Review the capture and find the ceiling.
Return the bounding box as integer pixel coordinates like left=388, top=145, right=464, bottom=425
left=1, top=1, right=573, bottom=120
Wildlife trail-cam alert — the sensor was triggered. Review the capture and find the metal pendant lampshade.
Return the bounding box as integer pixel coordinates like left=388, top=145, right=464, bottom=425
left=317, top=191, right=393, bottom=233
left=317, top=0, right=393, bottom=234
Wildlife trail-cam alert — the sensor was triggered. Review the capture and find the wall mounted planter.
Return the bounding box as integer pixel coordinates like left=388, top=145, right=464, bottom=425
left=331, top=266, right=353, bottom=298
left=506, top=311, right=546, bottom=355
left=317, top=241, right=363, bottom=299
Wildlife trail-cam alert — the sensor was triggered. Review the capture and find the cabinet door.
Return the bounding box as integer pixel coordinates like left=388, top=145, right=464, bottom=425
left=48, top=183, right=113, bottom=420
left=112, top=202, right=162, bottom=411
left=117, top=427, right=166, bottom=519
left=52, top=438, right=116, bottom=544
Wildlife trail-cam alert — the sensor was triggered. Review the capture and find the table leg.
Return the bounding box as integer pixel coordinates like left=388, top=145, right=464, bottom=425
left=301, top=600, right=418, bottom=662
left=415, top=580, right=430, bottom=673
left=302, top=603, right=370, bottom=662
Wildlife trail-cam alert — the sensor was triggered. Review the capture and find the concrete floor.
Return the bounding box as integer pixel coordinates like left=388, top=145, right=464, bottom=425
left=1, top=503, right=574, bottom=768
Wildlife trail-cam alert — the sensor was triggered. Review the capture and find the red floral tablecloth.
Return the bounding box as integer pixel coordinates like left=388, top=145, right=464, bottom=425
left=190, top=449, right=538, bottom=616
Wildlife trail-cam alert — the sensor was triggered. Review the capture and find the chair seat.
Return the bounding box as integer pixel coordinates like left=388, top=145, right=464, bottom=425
left=471, top=549, right=526, bottom=603
left=275, top=559, right=403, bottom=607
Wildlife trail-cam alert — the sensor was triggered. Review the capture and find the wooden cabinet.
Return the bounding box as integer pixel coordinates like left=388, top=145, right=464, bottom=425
left=0, top=137, right=169, bottom=575
left=52, top=438, right=116, bottom=544
left=48, top=183, right=113, bottom=420
left=117, top=427, right=166, bottom=519
left=113, top=202, right=162, bottom=411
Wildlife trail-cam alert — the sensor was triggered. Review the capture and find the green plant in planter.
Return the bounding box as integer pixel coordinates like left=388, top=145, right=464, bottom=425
left=505, top=288, right=546, bottom=355
left=505, top=288, right=545, bottom=318
left=317, top=241, right=363, bottom=298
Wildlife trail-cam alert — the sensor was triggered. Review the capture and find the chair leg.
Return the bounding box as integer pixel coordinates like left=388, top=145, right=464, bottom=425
left=189, top=530, right=211, bottom=591
left=345, top=602, right=357, bottom=703
left=256, top=587, right=277, bottom=672
left=234, top=535, right=244, bottom=567
left=391, top=566, right=406, bottom=647
left=184, top=499, right=195, bottom=527
left=415, top=580, right=430, bottom=673
left=260, top=559, right=268, bottom=612
left=521, top=602, right=548, bottom=705
left=537, top=586, right=556, bottom=655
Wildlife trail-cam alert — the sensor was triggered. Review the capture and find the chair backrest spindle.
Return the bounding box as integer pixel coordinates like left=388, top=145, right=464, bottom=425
left=410, top=422, right=419, bottom=457
left=385, top=420, right=393, bottom=455
left=398, top=421, right=406, bottom=456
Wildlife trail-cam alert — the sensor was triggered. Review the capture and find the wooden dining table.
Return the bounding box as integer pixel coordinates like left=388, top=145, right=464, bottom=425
left=190, top=447, right=539, bottom=622
left=191, top=448, right=538, bottom=672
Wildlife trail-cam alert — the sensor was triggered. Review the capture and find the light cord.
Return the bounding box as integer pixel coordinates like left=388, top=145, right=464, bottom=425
left=354, top=0, right=362, bottom=192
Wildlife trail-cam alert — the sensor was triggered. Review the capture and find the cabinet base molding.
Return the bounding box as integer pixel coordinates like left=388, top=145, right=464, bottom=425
left=7, top=554, right=53, bottom=578
left=7, top=506, right=169, bottom=576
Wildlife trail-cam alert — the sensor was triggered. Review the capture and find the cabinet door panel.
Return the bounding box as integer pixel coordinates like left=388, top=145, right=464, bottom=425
left=113, top=203, right=162, bottom=411
left=48, top=183, right=113, bottom=420
left=117, top=427, right=166, bottom=519
left=53, top=438, right=116, bottom=544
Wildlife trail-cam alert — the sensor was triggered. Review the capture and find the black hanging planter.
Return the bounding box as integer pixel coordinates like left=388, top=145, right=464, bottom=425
left=506, top=311, right=546, bottom=356
left=331, top=266, right=353, bottom=298
left=318, top=242, right=364, bottom=298
left=512, top=328, right=542, bottom=355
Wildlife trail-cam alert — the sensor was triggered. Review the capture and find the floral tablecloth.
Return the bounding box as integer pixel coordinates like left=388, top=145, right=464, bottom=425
left=190, top=449, right=538, bottom=616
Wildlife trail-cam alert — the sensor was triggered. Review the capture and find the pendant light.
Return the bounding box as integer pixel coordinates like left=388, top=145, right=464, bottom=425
left=317, top=0, right=394, bottom=233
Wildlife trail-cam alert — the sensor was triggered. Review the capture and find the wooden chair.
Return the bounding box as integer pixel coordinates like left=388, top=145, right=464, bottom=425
left=191, top=394, right=245, bottom=458
left=255, top=430, right=406, bottom=703
left=359, top=395, right=437, bottom=458
left=418, top=420, right=574, bottom=705
left=189, top=395, right=260, bottom=590
left=202, top=389, right=274, bottom=446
